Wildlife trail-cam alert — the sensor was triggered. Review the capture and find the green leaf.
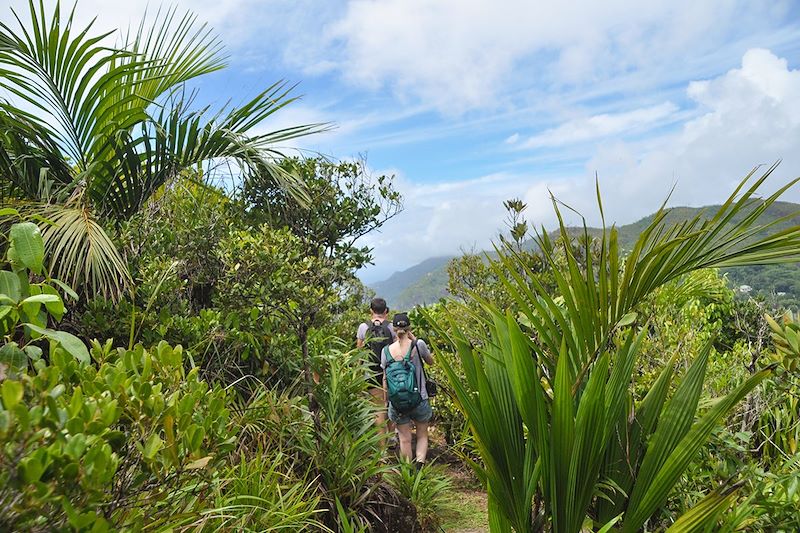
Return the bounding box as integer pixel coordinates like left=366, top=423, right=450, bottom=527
left=64, top=434, right=88, bottom=460
left=10, top=222, right=45, bottom=274
left=24, top=324, right=90, bottom=365
left=665, top=483, right=741, bottom=532
left=617, top=312, right=637, bottom=327
left=20, top=294, right=60, bottom=305
left=49, top=278, right=79, bottom=301
left=0, top=343, right=27, bottom=372
left=0, top=208, right=20, bottom=217
left=626, top=343, right=712, bottom=524
left=185, top=424, right=205, bottom=453
left=1, top=380, right=24, bottom=409
left=143, top=433, right=163, bottom=460
left=22, top=291, right=64, bottom=321
left=19, top=448, right=48, bottom=484
left=0, top=272, right=22, bottom=303
left=624, top=366, right=773, bottom=532
left=597, top=515, right=622, bottom=533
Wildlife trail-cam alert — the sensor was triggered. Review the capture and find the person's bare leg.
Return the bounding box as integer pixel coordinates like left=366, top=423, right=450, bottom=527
left=415, top=421, right=429, bottom=464
left=368, top=387, right=387, bottom=441
left=397, top=423, right=413, bottom=461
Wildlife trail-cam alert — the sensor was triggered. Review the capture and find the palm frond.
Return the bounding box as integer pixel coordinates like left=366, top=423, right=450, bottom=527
left=0, top=110, right=74, bottom=201
left=0, top=0, right=148, bottom=168
left=429, top=165, right=800, bottom=533
left=1, top=1, right=327, bottom=297
left=38, top=204, right=131, bottom=299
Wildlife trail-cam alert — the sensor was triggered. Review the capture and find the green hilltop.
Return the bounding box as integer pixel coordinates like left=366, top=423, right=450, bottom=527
left=369, top=200, right=800, bottom=309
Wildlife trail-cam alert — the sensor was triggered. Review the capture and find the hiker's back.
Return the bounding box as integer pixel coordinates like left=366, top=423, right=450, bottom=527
left=364, top=319, right=393, bottom=383
left=384, top=341, right=422, bottom=413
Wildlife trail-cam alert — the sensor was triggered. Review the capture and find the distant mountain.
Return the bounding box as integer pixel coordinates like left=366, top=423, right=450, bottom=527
left=366, top=201, right=800, bottom=309
left=369, top=256, right=455, bottom=310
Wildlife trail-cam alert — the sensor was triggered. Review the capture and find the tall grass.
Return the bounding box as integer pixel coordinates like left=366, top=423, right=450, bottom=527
left=307, top=346, right=391, bottom=530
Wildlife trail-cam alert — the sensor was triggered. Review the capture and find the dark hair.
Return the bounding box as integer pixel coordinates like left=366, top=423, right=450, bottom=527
left=370, top=297, right=388, bottom=314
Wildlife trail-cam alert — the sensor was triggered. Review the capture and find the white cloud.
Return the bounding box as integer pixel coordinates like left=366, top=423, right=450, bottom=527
left=525, top=48, right=800, bottom=228
left=365, top=47, right=800, bottom=280
left=358, top=171, right=527, bottom=281
left=521, top=102, right=679, bottom=149
left=319, top=0, right=790, bottom=113
left=2, top=0, right=326, bottom=56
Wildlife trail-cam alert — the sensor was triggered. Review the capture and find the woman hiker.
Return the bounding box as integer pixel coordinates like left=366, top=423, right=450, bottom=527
left=382, top=312, right=434, bottom=466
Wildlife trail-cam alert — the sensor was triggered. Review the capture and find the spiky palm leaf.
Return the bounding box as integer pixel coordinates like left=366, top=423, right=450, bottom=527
left=428, top=165, right=800, bottom=533
left=0, top=1, right=325, bottom=298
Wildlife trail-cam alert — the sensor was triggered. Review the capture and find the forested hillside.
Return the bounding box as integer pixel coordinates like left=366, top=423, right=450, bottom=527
left=371, top=201, right=800, bottom=309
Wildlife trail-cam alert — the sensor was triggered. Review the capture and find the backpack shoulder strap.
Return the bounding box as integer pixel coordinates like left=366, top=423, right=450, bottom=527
left=403, top=342, right=414, bottom=362
left=384, top=344, right=397, bottom=364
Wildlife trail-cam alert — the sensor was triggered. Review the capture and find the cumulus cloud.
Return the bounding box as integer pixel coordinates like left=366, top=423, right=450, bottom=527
left=320, top=0, right=789, bottom=113
left=526, top=48, right=800, bottom=228
left=364, top=48, right=800, bottom=280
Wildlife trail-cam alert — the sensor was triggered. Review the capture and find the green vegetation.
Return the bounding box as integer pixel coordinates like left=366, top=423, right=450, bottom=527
left=424, top=168, right=800, bottom=532
left=1, top=2, right=800, bottom=532
left=370, top=200, right=800, bottom=309
left=0, top=0, right=323, bottom=299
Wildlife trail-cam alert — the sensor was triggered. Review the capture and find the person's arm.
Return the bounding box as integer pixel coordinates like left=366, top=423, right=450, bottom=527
left=381, top=347, right=388, bottom=389
left=356, top=323, right=366, bottom=348
left=417, top=339, right=434, bottom=365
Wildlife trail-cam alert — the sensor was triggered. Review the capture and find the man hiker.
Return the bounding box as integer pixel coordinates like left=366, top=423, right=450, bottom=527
left=357, top=297, right=396, bottom=438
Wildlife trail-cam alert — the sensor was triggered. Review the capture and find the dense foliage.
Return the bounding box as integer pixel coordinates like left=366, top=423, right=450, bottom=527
left=0, top=0, right=324, bottom=299
left=2, top=2, right=800, bottom=533
left=426, top=169, right=800, bottom=532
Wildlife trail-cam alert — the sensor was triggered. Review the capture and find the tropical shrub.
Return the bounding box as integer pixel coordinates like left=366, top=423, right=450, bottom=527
left=428, top=167, right=800, bottom=532
left=304, top=345, right=388, bottom=530
left=0, top=213, right=89, bottom=369
left=0, top=0, right=322, bottom=298
left=386, top=462, right=454, bottom=532
left=0, top=335, right=236, bottom=531
left=0, top=212, right=238, bottom=530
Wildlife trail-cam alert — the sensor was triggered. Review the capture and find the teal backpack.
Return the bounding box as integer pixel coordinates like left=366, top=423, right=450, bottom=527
left=384, top=344, right=422, bottom=413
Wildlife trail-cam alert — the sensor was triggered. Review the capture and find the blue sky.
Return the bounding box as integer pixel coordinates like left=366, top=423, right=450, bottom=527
left=6, top=0, right=800, bottom=283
